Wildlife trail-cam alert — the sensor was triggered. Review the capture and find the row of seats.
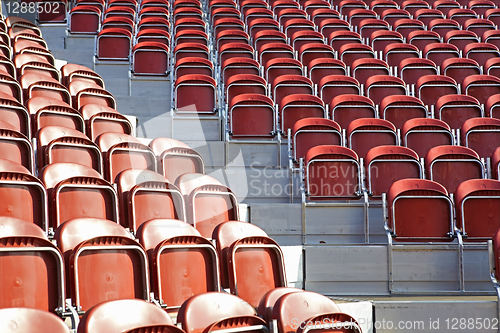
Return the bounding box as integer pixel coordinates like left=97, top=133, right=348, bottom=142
left=0, top=217, right=287, bottom=320
left=0, top=289, right=362, bottom=333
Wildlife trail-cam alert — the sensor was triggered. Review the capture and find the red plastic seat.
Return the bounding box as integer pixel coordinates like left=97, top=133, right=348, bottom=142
left=137, top=17, right=170, bottom=33
left=448, top=8, right=477, bottom=26
left=435, top=94, right=482, bottom=129
left=394, top=18, right=425, bottom=39
left=365, top=75, right=407, bottom=105
left=460, top=117, right=500, bottom=158
left=464, top=18, right=496, bottom=38
left=407, top=30, right=441, bottom=51
left=136, top=219, right=220, bottom=312
left=229, top=93, right=276, bottom=139
left=468, top=0, right=496, bottom=17
left=248, top=18, right=280, bottom=40
left=0, top=91, right=30, bottom=138
left=61, top=63, right=105, bottom=88
left=308, top=58, right=347, bottom=86
left=387, top=178, right=454, bottom=241
left=339, top=0, right=368, bottom=17
left=36, top=125, right=102, bottom=173
left=132, top=42, right=169, bottom=75
left=463, top=42, right=500, bottom=68
left=77, top=299, right=182, bottom=333
left=80, top=104, right=132, bottom=141
left=69, top=5, right=101, bottom=33
left=339, top=43, right=376, bottom=68
left=425, top=145, right=484, bottom=194
left=444, top=30, right=479, bottom=51
left=399, top=58, right=438, bottom=87
left=299, top=43, right=335, bottom=69
left=174, top=43, right=210, bottom=63
left=381, top=8, right=411, bottom=26
left=68, top=80, right=116, bottom=109
left=455, top=179, right=500, bottom=242
left=211, top=8, right=240, bottom=25
left=174, top=29, right=207, bottom=46
left=272, top=74, right=313, bottom=107
left=433, top=0, right=460, bottom=16
left=383, top=43, right=420, bottom=68
left=175, top=173, right=239, bottom=238
left=264, top=58, right=303, bottom=88
left=318, top=18, right=350, bottom=38
left=371, top=0, right=399, bottom=15
left=178, top=292, right=268, bottom=333
left=311, top=8, right=341, bottom=26
left=416, top=75, right=458, bottom=107
left=441, top=58, right=481, bottom=91
left=319, top=75, right=360, bottom=105
left=272, top=291, right=361, bottom=333
left=278, top=8, right=307, bottom=27
left=0, top=217, right=65, bottom=312
left=0, top=121, right=33, bottom=173
left=259, top=43, right=294, bottom=69
left=483, top=30, right=500, bottom=50
left=365, top=145, right=422, bottom=198
left=380, top=95, right=427, bottom=129
left=347, top=118, right=398, bottom=159
left=175, top=57, right=214, bottom=80
left=280, top=94, right=324, bottom=134
left=174, top=74, right=217, bottom=114
left=428, top=18, right=460, bottom=38
left=213, top=221, right=286, bottom=307
left=226, top=74, right=267, bottom=104
left=348, top=9, right=378, bottom=27
left=219, top=42, right=254, bottom=68
left=463, top=74, right=500, bottom=105
left=0, top=70, right=24, bottom=103
left=216, top=30, right=250, bottom=51
left=370, top=30, right=404, bottom=54
left=329, top=30, right=362, bottom=51
left=97, top=132, right=156, bottom=182
left=27, top=97, right=84, bottom=134
left=283, top=18, right=315, bottom=39
left=492, top=146, right=500, bottom=179
left=257, top=288, right=304, bottom=324
left=415, top=8, right=444, bottom=26
left=292, top=118, right=342, bottom=163
left=253, top=30, right=286, bottom=53
left=351, top=58, right=390, bottom=86
left=305, top=145, right=362, bottom=200
left=96, top=28, right=132, bottom=60
left=424, top=43, right=460, bottom=68
left=401, top=118, right=454, bottom=158
left=486, top=93, right=500, bottom=119
left=55, top=218, right=149, bottom=313
left=0, top=308, right=69, bottom=333
left=330, top=94, right=376, bottom=130
left=41, top=163, right=118, bottom=229
left=358, top=18, right=390, bottom=40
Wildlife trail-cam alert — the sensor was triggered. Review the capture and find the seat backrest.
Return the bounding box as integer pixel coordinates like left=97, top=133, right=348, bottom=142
left=257, top=287, right=304, bottom=324
left=401, top=118, right=453, bottom=158
left=292, top=117, right=342, bottom=163
left=0, top=308, right=70, bottom=333
left=435, top=94, right=482, bottom=129
left=462, top=117, right=500, bottom=158
left=347, top=118, right=398, bottom=159
left=77, top=299, right=175, bottom=333
left=380, top=95, right=427, bottom=129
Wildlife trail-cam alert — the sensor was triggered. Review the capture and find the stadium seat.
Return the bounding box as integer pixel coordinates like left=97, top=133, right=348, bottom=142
left=318, top=18, right=351, bottom=38
left=441, top=58, right=481, bottom=92
left=308, top=59, right=347, bottom=86
left=174, top=43, right=210, bottom=63
left=339, top=43, right=376, bottom=68
left=178, top=292, right=268, bottom=333
left=291, top=118, right=342, bottom=165
left=69, top=6, right=102, bottom=34
left=319, top=75, right=361, bottom=104
left=225, top=74, right=267, bottom=104
left=435, top=94, right=482, bottom=129
left=61, top=64, right=104, bottom=89
left=55, top=218, right=149, bottom=313
left=416, top=75, right=459, bottom=108
left=329, top=31, right=362, bottom=52
left=399, top=58, right=438, bottom=88
left=174, top=74, right=217, bottom=114
left=311, top=8, right=341, bottom=26
left=36, top=125, right=102, bottom=173
left=448, top=8, right=477, bottom=26
left=483, top=30, right=500, bottom=51
left=415, top=8, right=444, bottom=26
left=299, top=44, right=335, bottom=70
left=175, top=57, right=214, bottom=80
left=407, top=30, right=441, bottom=52
left=0, top=120, right=33, bottom=173
left=486, top=93, right=500, bottom=119
left=463, top=43, right=500, bottom=68
left=259, top=43, right=294, bottom=69
left=27, top=97, right=85, bottom=134
left=347, top=118, right=398, bottom=159
left=280, top=94, right=325, bottom=134
left=229, top=93, right=276, bottom=139
left=0, top=217, right=65, bottom=312
left=455, top=179, right=500, bottom=242
left=97, top=132, right=156, bottom=182
left=304, top=145, right=362, bottom=200
left=380, top=95, right=428, bottom=129
left=272, top=74, right=313, bottom=107
left=351, top=58, right=390, bottom=86
left=257, top=287, right=304, bottom=324
left=213, top=221, right=286, bottom=307
left=0, top=89, right=30, bottom=139
left=137, top=29, right=171, bottom=48
left=460, top=117, right=500, bottom=158
left=77, top=299, right=182, bottom=333
left=68, top=80, right=117, bottom=110
left=137, top=219, right=220, bottom=312
left=253, top=30, right=286, bottom=53
left=370, top=30, right=405, bottom=55
left=425, top=145, right=484, bottom=194
left=291, top=31, right=325, bottom=51
left=394, top=18, right=425, bottom=39
left=80, top=104, right=133, bottom=141
left=96, top=28, right=132, bottom=60
left=347, top=9, right=377, bottom=28
left=365, top=75, right=407, bottom=105
left=464, top=18, right=496, bottom=37
left=149, top=137, right=204, bottom=182
left=365, top=145, right=423, bottom=199
left=401, top=118, right=454, bottom=158
left=116, top=169, right=185, bottom=232
left=1, top=71, right=24, bottom=103
left=264, top=58, right=303, bottom=88
left=330, top=94, right=376, bottom=130
left=175, top=173, right=239, bottom=238
left=222, top=57, right=260, bottom=87
left=0, top=308, right=69, bottom=333
left=463, top=75, right=500, bottom=106
left=383, top=43, right=420, bottom=68
left=444, top=30, right=480, bottom=52
left=132, top=42, right=169, bottom=75
left=381, top=8, right=411, bottom=26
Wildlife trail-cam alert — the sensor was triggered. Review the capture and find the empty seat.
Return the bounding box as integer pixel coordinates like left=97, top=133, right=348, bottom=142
left=424, top=43, right=460, bottom=69
left=69, top=6, right=101, bottom=33
left=77, top=299, right=182, bottom=333
left=272, top=74, right=313, bottom=107
left=259, top=43, right=294, bottom=69
left=97, top=132, right=156, bottom=182
left=318, top=18, right=351, bottom=38
left=27, top=97, right=85, bottom=134
left=339, top=43, right=376, bottom=68
left=394, top=18, right=425, bottom=39
left=329, top=31, right=362, bottom=51
left=80, top=104, right=133, bottom=141
left=229, top=93, right=276, bottom=139
left=383, top=43, right=420, bottom=68
left=225, top=74, right=267, bottom=105
left=441, top=58, right=481, bottom=91
left=0, top=70, right=24, bottom=103
left=253, top=30, right=286, bottom=53
left=444, top=30, right=479, bottom=51
left=448, top=8, right=477, bottom=26
left=455, top=179, right=500, bottom=242
left=213, top=221, right=286, bottom=307
left=415, top=8, right=445, bottom=26
left=41, top=163, right=118, bottom=229
left=55, top=218, right=149, bottom=313
left=311, top=8, right=341, bottom=26
left=402, top=118, right=454, bottom=158
left=272, top=291, right=361, bottom=333
left=320, top=75, right=361, bottom=103
left=460, top=117, right=500, bottom=158
left=149, top=137, right=205, bottom=182
left=347, top=8, right=377, bottom=28
left=257, top=287, right=304, bottom=324
left=463, top=43, right=500, bottom=69
left=61, top=64, right=105, bottom=89
left=174, top=74, right=217, bottom=114
left=483, top=30, right=500, bottom=50
left=381, top=8, right=411, bottom=26
left=264, top=58, right=303, bottom=87
left=351, top=58, right=390, bottom=86
left=67, top=80, right=116, bottom=109
left=36, top=125, right=102, bottom=173
left=416, top=75, right=459, bottom=107
left=0, top=308, right=69, bottom=333
left=486, top=93, right=500, bottom=119
left=407, top=30, right=441, bottom=52
left=358, top=18, right=390, bottom=40
left=370, top=30, right=404, bottom=54
left=428, top=18, right=460, bottom=38
left=425, top=145, right=484, bottom=194
left=219, top=43, right=255, bottom=69
left=365, top=75, right=407, bottom=105
left=386, top=178, right=454, bottom=241
left=137, top=219, right=220, bottom=312
left=174, top=43, right=210, bottom=62
left=280, top=94, right=325, bottom=134
left=0, top=92, right=30, bottom=139
left=347, top=118, right=398, bottom=159
left=380, top=95, right=428, bottom=129
left=222, top=58, right=259, bottom=87
left=0, top=120, right=33, bottom=173
left=330, top=94, right=376, bottom=130
left=0, top=158, right=48, bottom=232
left=433, top=0, right=460, bottom=16
left=175, top=173, right=239, bottom=238
left=308, top=58, right=347, bottom=86
left=178, top=292, right=268, bottom=333
left=283, top=18, right=315, bottom=39
left=175, top=57, right=214, bottom=79
left=96, top=28, right=132, bottom=60
left=399, top=58, right=438, bottom=87
left=463, top=74, right=500, bottom=105
left=291, top=118, right=342, bottom=164
left=304, top=145, right=362, bottom=200
left=464, top=18, right=496, bottom=37
left=339, top=0, right=368, bottom=17
left=116, top=169, right=185, bottom=232
left=299, top=44, right=335, bottom=70
left=436, top=94, right=482, bottom=129
left=132, top=42, right=169, bottom=75
left=365, top=145, right=422, bottom=198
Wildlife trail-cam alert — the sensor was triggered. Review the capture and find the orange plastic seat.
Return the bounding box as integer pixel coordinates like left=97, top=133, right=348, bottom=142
left=0, top=308, right=69, bottom=333
left=80, top=104, right=132, bottom=141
